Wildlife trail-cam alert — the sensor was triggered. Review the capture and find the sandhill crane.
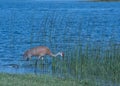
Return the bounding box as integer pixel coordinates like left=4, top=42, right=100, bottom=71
left=23, top=46, right=64, bottom=60
left=23, top=46, right=64, bottom=71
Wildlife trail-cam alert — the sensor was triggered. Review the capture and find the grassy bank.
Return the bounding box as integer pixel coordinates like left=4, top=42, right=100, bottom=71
left=0, top=73, right=97, bottom=86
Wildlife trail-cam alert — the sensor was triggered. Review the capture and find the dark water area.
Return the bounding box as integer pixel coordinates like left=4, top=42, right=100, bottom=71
left=0, top=1, right=120, bottom=74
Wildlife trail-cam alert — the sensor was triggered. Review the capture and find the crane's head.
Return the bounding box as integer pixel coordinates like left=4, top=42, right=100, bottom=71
left=58, top=52, right=64, bottom=59
left=61, top=52, right=64, bottom=57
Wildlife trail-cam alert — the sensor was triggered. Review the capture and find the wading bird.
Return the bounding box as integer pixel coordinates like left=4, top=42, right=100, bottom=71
left=23, top=46, right=64, bottom=71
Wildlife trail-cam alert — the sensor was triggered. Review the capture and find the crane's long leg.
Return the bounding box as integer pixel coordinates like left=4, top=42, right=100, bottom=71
left=34, top=59, right=38, bottom=75
left=34, top=56, right=41, bottom=74
left=35, top=59, right=38, bottom=68
left=26, top=58, right=29, bottom=61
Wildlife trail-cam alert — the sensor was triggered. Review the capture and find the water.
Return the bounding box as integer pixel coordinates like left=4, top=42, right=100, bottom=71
left=0, top=1, right=120, bottom=74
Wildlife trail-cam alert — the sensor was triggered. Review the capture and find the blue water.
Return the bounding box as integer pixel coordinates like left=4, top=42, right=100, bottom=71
left=0, top=1, right=120, bottom=74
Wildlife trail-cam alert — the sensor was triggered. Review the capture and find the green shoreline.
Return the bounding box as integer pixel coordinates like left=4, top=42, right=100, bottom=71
left=0, top=73, right=97, bottom=86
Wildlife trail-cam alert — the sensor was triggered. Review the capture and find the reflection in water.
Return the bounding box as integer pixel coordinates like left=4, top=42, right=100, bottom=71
left=3, top=64, right=19, bottom=69
left=1, top=58, right=52, bottom=74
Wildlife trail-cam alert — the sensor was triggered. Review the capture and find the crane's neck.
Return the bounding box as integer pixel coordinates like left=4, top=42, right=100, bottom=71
left=50, top=52, right=61, bottom=57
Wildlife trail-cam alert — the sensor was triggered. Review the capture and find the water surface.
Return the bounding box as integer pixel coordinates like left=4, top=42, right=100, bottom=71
left=0, top=1, right=120, bottom=74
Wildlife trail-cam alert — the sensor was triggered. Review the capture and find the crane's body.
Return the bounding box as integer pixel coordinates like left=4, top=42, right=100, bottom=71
left=23, top=46, right=64, bottom=60
left=23, top=46, right=64, bottom=73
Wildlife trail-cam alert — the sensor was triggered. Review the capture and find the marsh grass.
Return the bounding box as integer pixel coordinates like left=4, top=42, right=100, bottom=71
left=52, top=42, right=120, bottom=85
